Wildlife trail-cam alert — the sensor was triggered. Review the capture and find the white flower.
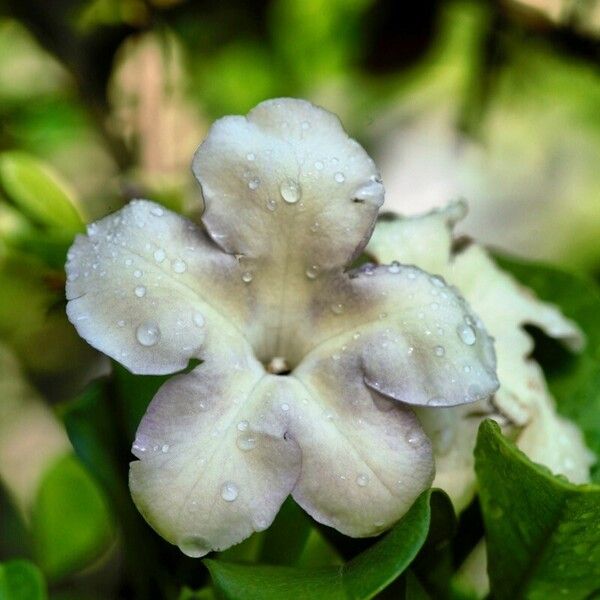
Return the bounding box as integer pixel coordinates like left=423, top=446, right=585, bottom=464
left=65, top=99, right=498, bottom=557
left=368, top=201, right=595, bottom=510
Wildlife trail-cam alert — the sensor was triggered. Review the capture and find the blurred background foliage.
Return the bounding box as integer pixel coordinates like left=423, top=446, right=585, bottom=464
left=0, top=0, right=598, bottom=598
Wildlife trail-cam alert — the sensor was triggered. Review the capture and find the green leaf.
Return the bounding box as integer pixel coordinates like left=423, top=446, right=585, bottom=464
left=0, top=559, right=47, bottom=600
left=475, top=420, right=600, bottom=600
left=0, top=152, right=83, bottom=234
left=205, top=489, right=440, bottom=600
left=495, top=254, right=600, bottom=478
left=31, top=454, right=115, bottom=581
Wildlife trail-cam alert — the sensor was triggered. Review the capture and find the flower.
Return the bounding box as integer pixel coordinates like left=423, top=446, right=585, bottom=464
left=65, top=99, right=498, bottom=557
left=368, top=201, right=595, bottom=510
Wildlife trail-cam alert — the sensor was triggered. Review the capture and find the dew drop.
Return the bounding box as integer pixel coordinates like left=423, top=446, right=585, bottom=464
left=172, top=259, right=187, bottom=274
left=301, top=120, right=310, bottom=130
left=331, top=303, right=344, bottom=315
left=134, top=285, right=146, bottom=298
left=314, top=160, right=324, bottom=170
left=434, top=345, right=445, bottom=357
left=280, top=178, right=301, bottom=204
left=463, top=365, right=472, bottom=373
left=150, top=206, right=164, bottom=216
left=161, top=444, right=170, bottom=453
left=356, top=473, right=369, bottom=487
left=352, top=332, right=361, bottom=340
left=117, top=319, right=125, bottom=327
left=237, top=420, right=249, bottom=432
left=179, top=535, right=210, bottom=558
left=265, top=198, right=278, bottom=211
left=387, top=261, right=401, bottom=274
left=236, top=434, right=257, bottom=452
left=280, top=403, right=290, bottom=412
left=334, top=172, right=345, bottom=183
left=241, top=271, right=253, bottom=283
left=248, top=178, right=260, bottom=190
left=253, top=516, right=269, bottom=531
left=309, top=221, right=320, bottom=233
left=125, top=258, right=133, bottom=267
left=354, top=179, right=384, bottom=203
left=457, top=324, right=476, bottom=345
left=430, top=275, right=445, bottom=288
left=134, top=269, right=143, bottom=278
left=305, top=264, right=319, bottom=280
left=153, top=248, right=166, bottom=263
left=427, top=396, right=446, bottom=406
left=136, top=321, right=160, bottom=346
left=246, top=152, right=256, bottom=161
left=193, top=312, right=205, bottom=327
left=221, top=481, right=239, bottom=502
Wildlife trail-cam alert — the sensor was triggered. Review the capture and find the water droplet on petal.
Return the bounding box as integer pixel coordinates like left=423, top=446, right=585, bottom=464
left=314, top=160, right=324, bottom=170
left=309, top=221, right=320, bottom=233
left=266, top=198, right=278, bottom=211
left=179, top=535, right=210, bottom=557
left=353, top=332, right=361, bottom=340
left=280, top=179, right=301, bottom=204
left=305, top=264, right=319, bottom=280
left=151, top=206, right=164, bottom=216
left=387, top=261, right=401, bottom=274
left=253, top=516, right=269, bottom=531
left=301, top=121, right=310, bottom=130
left=434, top=345, right=445, bottom=357
left=237, top=434, right=257, bottom=452
left=331, top=303, right=344, bottom=315
left=134, top=285, right=146, bottom=298
left=334, top=172, right=345, bottom=183
left=125, top=258, right=133, bottom=267
left=356, top=473, right=369, bottom=487
left=246, top=152, right=256, bottom=161
left=193, top=312, right=205, bottom=327
left=463, top=365, right=472, bottom=373
left=354, top=179, right=384, bottom=204
left=136, top=321, right=160, bottom=346
left=134, top=269, right=143, bottom=278
left=281, top=403, right=290, bottom=412
left=430, top=275, right=446, bottom=288
left=457, top=324, right=476, bottom=345
left=161, top=444, right=170, bottom=453
left=427, top=396, right=446, bottom=406
left=248, top=178, right=260, bottom=190
left=153, top=248, right=166, bottom=263
left=221, top=481, right=239, bottom=502
left=172, top=259, right=187, bottom=274
left=237, top=420, right=249, bottom=432
left=242, top=271, right=253, bottom=283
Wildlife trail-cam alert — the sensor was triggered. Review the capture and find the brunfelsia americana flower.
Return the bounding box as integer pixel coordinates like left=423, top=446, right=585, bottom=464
left=368, top=202, right=595, bottom=510
left=65, top=98, right=498, bottom=557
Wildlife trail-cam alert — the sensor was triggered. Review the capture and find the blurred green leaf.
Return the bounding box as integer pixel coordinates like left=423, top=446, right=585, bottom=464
left=0, top=152, right=84, bottom=234
left=31, top=454, right=115, bottom=581
left=475, top=420, right=600, bottom=600
left=0, top=559, right=47, bottom=600
left=205, top=489, right=439, bottom=600
left=496, top=255, right=600, bottom=479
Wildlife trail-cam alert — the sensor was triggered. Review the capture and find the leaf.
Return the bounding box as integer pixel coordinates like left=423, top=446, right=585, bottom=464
left=495, top=254, right=600, bottom=478
left=475, top=420, right=600, bottom=600
left=0, top=151, right=83, bottom=234
left=0, top=560, right=47, bottom=600
left=31, top=454, right=115, bottom=581
left=205, top=489, right=440, bottom=600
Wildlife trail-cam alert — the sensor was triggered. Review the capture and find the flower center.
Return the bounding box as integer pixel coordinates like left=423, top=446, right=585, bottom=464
left=266, top=356, right=291, bottom=375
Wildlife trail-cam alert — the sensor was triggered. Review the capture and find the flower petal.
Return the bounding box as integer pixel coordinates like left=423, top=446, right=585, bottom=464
left=288, top=361, right=434, bottom=537
left=192, top=98, right=383, bottom=270
left=129, top=353, right=302, bottom=557
left=66, top=199, right=248, bottom=375
left=300, top=265, right=498, bottom=408
left=367, top=203, right=592, bottom=508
